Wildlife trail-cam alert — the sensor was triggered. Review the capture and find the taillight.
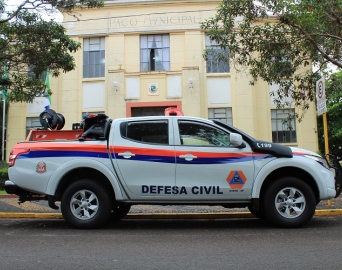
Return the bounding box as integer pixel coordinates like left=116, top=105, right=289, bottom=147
left=8, top=148, right=30, bottom=167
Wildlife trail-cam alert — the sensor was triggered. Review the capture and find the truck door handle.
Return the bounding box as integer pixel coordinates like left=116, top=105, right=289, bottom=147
left=118, top=151, right=136, bottom=159
left=179, top=154, right=197, bottom=161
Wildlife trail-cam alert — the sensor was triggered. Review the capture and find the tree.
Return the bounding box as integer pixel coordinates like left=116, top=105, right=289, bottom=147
left=318, top=71, right=342, bottom=157
left=0, top=0, right=104, bottom=103
left=201, top=0, right=342, bottom=121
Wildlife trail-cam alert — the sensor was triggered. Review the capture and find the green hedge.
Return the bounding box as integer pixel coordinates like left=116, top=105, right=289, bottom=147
left=0, top=168, right=8, bottom=190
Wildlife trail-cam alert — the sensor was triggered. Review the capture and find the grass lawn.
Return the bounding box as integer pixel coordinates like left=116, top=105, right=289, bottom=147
left=0, top=190, right=7, bottom=195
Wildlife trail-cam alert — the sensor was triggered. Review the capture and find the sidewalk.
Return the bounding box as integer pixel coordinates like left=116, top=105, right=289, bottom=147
left=1, top=194, right=342, bottom=219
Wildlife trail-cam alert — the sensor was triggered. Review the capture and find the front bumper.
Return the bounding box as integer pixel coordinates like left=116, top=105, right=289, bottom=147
left=327, top=187, right=337, bottom=198
left=326, top=154, right=342, bottom=198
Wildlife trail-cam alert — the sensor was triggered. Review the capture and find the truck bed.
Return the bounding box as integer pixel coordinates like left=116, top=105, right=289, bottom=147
left=26, top=129, right=84, bottom=141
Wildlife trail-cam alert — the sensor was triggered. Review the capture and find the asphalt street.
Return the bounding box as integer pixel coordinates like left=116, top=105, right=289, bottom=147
left=1, top=216, right=342, bottom=269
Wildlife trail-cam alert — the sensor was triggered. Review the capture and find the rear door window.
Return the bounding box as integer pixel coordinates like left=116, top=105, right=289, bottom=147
left=120, top=120, right=169, bottom=145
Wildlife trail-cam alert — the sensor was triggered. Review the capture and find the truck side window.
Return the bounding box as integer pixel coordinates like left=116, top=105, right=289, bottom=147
left=120, top=120, right=169, bottom=145
left=178, top=121, right=230, bottom=147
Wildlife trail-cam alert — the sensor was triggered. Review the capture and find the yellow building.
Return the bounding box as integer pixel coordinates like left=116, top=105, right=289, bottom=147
left=6, top=0, right=319, bottom=158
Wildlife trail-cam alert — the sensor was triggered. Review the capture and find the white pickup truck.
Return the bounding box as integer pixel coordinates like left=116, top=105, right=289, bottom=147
left=5, top=111, right=341, bottom=229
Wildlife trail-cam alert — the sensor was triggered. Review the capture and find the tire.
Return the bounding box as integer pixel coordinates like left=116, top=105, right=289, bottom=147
left=110, top=204, right=131, bottom=221
left=263, top=177, right=316, bottom=228
left=248, top=205, right=265, bottom=219
left=61, top=179, right=112, bottom=229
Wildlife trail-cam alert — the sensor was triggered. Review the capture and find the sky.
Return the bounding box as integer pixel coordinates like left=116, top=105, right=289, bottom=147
left=4, top=0, right=63, bottom=22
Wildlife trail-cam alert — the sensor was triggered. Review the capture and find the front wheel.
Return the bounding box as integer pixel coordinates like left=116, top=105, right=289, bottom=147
left=263, top=177, right=316, bottom=228
left=61, top=179, right=112, bottom=229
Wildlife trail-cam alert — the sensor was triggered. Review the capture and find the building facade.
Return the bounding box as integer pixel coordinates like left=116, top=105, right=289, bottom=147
left=6, top=0, right=319, bottom=158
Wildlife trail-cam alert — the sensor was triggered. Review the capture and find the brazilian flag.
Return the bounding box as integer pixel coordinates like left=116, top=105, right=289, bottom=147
left=44, top=69, right=51, bottom=110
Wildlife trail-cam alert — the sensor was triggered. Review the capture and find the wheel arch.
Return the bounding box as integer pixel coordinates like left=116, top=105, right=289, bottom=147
left=45, top=159, right=124, bottom=202
left=256, top=167, right=320, bottom=204
left=54, top=167, right=116, bottom=203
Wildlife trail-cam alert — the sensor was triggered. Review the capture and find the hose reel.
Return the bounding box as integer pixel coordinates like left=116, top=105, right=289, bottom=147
left=39, top=109, right=65, bottom=130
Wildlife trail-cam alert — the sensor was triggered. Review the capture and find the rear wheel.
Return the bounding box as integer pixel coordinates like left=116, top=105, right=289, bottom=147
left=61, top=179, right=112, bottom=229
left=263, top=177, right=316, bottom=228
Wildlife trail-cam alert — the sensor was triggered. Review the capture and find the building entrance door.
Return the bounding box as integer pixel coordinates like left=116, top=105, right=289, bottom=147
left=131, top=107, right=168, bottom=117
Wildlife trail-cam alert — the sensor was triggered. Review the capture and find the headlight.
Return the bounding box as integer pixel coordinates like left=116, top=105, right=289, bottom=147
left=304, top=154, right=330, bottom=169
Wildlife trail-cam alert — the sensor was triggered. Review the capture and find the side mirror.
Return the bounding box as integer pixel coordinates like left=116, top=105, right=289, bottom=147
left=230, top=133, right=246, bottom=148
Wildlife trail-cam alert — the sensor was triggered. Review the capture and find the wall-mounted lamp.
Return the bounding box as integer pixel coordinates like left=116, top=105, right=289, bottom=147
left=189, top=78, right=193, bottom=90
left=113, top=81, right=118, bottom=93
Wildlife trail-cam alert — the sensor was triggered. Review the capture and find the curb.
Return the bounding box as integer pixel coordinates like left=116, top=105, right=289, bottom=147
left=0, top=209, right=342, bottom=219
left=0, top=194, right=18, bottom=198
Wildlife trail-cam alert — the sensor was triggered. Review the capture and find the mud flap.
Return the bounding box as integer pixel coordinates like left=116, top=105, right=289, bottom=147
left=326, top=154, right=342, bottom=198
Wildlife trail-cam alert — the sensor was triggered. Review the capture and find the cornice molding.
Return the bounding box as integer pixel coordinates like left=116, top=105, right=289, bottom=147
left=104, top=0, right=220, bottom=6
